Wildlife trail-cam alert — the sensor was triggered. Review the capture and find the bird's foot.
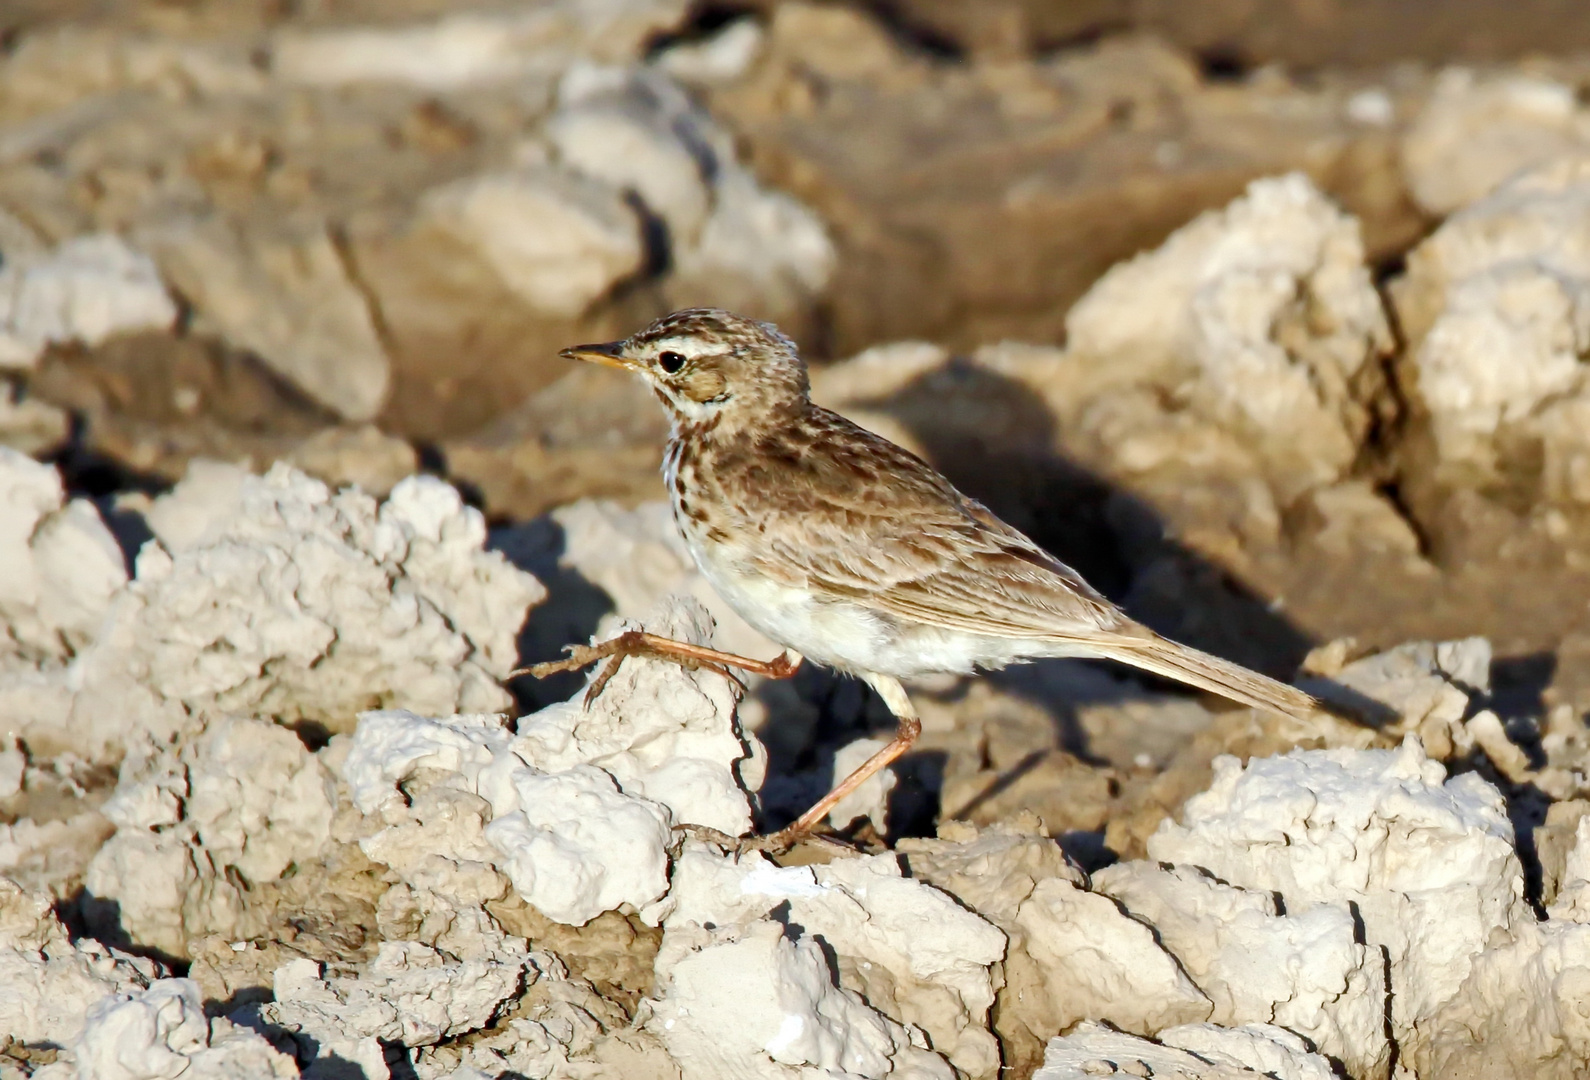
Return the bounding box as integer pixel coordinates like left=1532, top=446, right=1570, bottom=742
left=508, top=630, right=743, bottom=707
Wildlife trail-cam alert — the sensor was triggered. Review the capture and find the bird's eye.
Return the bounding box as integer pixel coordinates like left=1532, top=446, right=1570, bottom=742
left=658, top=350, right=686, bottom=374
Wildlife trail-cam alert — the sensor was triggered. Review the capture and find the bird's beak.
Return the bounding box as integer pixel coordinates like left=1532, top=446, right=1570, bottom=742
left=559, top=341, right=632, bottom=370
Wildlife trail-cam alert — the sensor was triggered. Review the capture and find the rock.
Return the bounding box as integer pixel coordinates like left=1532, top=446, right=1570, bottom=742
left=1391, top=158, right=1590, bottom=504
left=1401, top=69, right=1590, bottom=216
left=647, top=846, right=997, bottom=1079
left=73, top=978, right=296, bottom=1080
left=139, top=217, right=390, bottom=422
left=0, top=447, right=127, bottom=666
left=0, top=234, right=176, bottom=371
left=1092, top=861, right=1390, bottom=1078
left=0, top=877, right=161, bottom=1048
left=1148, top=736, right=1533, bottom=1070
left=1064, top=172, right=1392, bottom=499
left=0, top=379, right=69, bottom=456
left=282, top=424, right=419, bottom=498
left=416, top=166, right=645, bottom=318
left=83, top=716, right=338, bottom=959
left=343, top=598, right=761, bottom=926
left=269, top=2, right=690, bottom=90
left=263, top=941, right=526, bottom=1049
left=1033, top=1021, right=1337, bottom=1080
left=59, top=462, right=542, bottom=756
left=825, top=736, right=897, bottom=832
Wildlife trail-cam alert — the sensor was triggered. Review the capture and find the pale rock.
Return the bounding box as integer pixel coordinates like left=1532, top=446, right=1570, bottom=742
left=346, top=600, right=756, bottom=927
left=74, top=979, right=296, bottom=1080
left=84, top=717, right=337, bottom=959
left=0, top=878, right=160, bottom=1046
left=1417, top=918, right=1590, bottom=1078
left=549, top=69, right=714, bottom=246
left=140, top=217, right=389, bottom=421
left=1302, top=636, right=1490, bottom=734
left=825, top=736, right=897, bottom=832
left=1299, top=480, right=1425, bottom=560
left=1158, top=1023, right=1338, bottom=1080
left=271, top=2, right=689, bottom=89
left=418, top=166, right=643, bottom=316
left=0, top=380, right=69, bottom=456
left=1034, top=1022, right=1319, bottom=1079
left=0, top=448, right=128, bottom=664
left=1092, top=861, right=1390, bottom=1079
left=654, top=17, right=765, bottom=84
left=0, top=739, right=22, bottom=799
left=1064, top=173, right=1391, bottom=497
left=649, top=845, right=1006, bottom=1079
left=482, top=764, right=672, bottom=926
left=341, top=710, right=512, bottom=819
left=0, top=234, right=176, bottom=370
left=504, top=598, right=764, bottom=834
left=649, top=918, right=954, bottom=1080
left=673, top=164, right=836, bottom=318
left=284, top=424, right=420, bottom=499
left=1012, top=875, right=1212, bottom=1035
left=1401, top=69, right=1590, bottom=216
left=263, top=938, right=527, bottom=1049
left=550, top=65, right=835, bottom=316
left=0, top=812, right=114, bottom=899
left=1148, top=737, right=1531, bottom=1060
left=1549, top=815, right=1590, bottom=921
left=61, top=463, right=541, bottom=756
left=1391, top=159, right=1590, bottom=498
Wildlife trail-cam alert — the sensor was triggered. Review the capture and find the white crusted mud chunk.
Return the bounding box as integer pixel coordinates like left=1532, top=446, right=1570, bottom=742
left=66, top=463, right=542, bottom=755
left=1012, top=876, right=1212, bottom=1035
left=264, top=939, right=527, bottom=1049
left=1414, top=917, right=1590, bottom=1079
left=482, top=764, right=671, bottom=926
left=0, top=234, right=176, bottom=370
left=1159, top=1023, right=1338, bottom=1080
left=1392, top=159, right=1590, bottom=499
left=75, top=978, right=296, bottom=1080
left=271, top=2, right=689, bottom=89
left=0, top=449, right=127, bottom=664
left=650, top=919, right=954, bottom=1080
left=1401, top=69, right=1590, bottom=216
left=652, top=846, right=1005, bottom=1079
left=508, top=597, right=762, bottom=834
left=1092, top=862, right=1389, bottom=1079
left=1065, top=173, right=1391, bottom=495
left=84, top=716, right=338, bottom=958
left=342, top=710, right=512, bottom=818
left=1034, top=1022, right=1328, bottom=1080
left=1148, top=737, right=1529, bottom=1058
left=0, top=878, right=159, bottom=1046
left=419, top=167, right=643, bottom=316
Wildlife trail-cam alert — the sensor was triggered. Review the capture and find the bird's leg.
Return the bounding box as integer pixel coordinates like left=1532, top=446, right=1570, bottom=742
left=762, top=673, right=920, bottom=852
left=511, top=630, right=802, bottom=705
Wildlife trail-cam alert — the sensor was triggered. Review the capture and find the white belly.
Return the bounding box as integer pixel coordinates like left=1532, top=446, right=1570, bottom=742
left=682, top=528, right=1036, bottom=679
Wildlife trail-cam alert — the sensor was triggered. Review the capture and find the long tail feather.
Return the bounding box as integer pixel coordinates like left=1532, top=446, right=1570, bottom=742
left=1096, top=636, right=1317, bottom=720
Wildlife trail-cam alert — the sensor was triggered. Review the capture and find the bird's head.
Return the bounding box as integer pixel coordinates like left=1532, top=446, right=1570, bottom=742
left=561, top=308, right=809, bottom=430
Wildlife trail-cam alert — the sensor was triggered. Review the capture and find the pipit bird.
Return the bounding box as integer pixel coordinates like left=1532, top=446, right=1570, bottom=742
left=530, top=308, right=1317, bottom=849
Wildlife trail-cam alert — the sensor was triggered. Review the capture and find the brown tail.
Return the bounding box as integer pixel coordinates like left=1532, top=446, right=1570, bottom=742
left=1095, top=635, right=1317, bottom=720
